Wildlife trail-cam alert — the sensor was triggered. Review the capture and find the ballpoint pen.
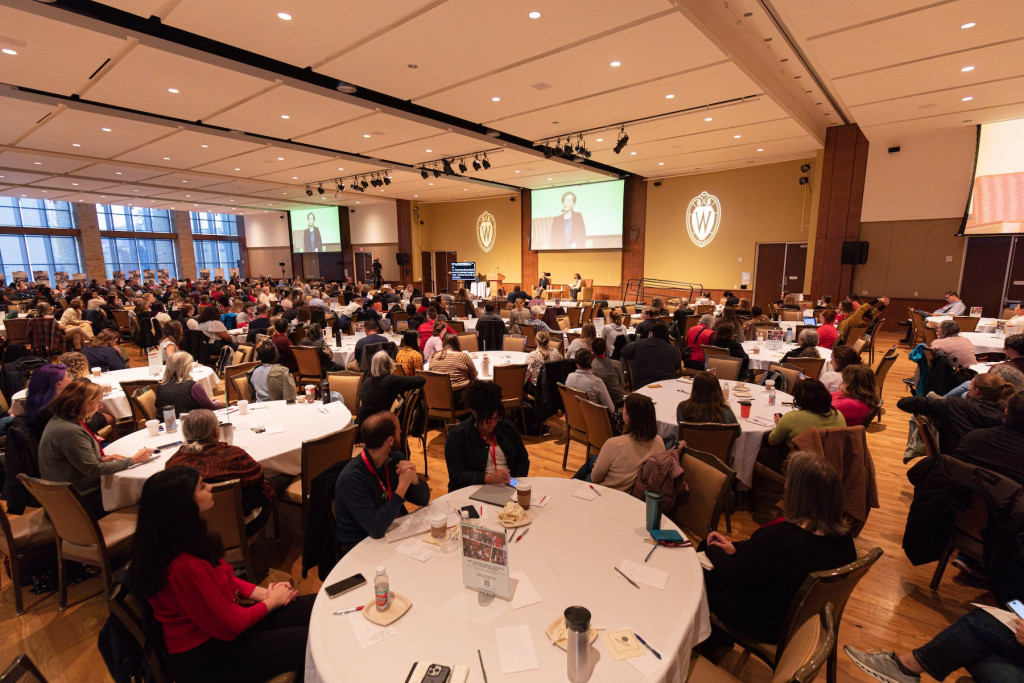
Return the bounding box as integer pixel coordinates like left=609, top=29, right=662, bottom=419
left=644, top=542, right=657, bottom=563
left=634, top=633, right=662, bottom=660
left=589, top=484, right=602, bottom=497
left=333, top=605, right=364, bottom=615
left=515, top=527, right=530, bottom=543
left=614, top=566, right=640, bottom=588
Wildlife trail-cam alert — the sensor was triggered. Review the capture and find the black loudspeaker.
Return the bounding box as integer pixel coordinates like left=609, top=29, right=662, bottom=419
left=840, top=241, right=869, bottom=265
left=396, top=252, right=410, bottom=266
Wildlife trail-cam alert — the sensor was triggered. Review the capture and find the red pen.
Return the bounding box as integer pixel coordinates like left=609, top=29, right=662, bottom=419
left=333, top=605, right=364, bottom=615
left=538, top=495, right=548, bottom=506
left=589, top=484, right=602, bottom=497
left=515, top=528, right=530, bottom=543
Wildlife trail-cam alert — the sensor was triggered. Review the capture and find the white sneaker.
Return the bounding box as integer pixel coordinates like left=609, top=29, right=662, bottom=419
left=844, top=647, right=921, bottom=683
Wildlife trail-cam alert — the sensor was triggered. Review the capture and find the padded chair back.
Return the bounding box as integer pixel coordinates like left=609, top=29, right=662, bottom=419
left=237, top=342, right=256, bottom=363
left=492, top=364, right=527, bottom=411
left=578, top=286, right=594, bottom=301
left=678, top=422, right=740, bottom=468
left=767, top=362, right=802, bottom=392
left=694, top=304, right=714, bottom=315
left=107, top=577, right=172, bottom=683
left=770, top=604, right=837, bottom=683
left=556, top=383, right=588, bottom=469
left=842, top=324, right=868, bottom=347
left=705, top=355, right=741, bottom=381
left=300, top=425, right=358, bottom=526
left=201, top=479, right=260, bottom=582
left=227, top=374, right=252, bottom=404
left=502, top=335, right=526, bottom=352
left=750, top=322, right=781, bottom=338
left=292, top=346, right=323, bottom=382
left=17, top=475, right=104, bottom=555
left=577, top=397, right=613, bottom=455
left=566, top=307, right=582, bottom=328
left=913, top=415, right=940, bottom=458
left=0, top=504, right=53, bottom=615
left=327, top=370, right=363, bottom=413
left=520, top=324, right=537, bottom=350
left=872, top=346, right=898, bottom=399
left=447, top=320, right=465, bottom=334
left=952, top=315, right=979, bottom=332
left=112, top=309, right=131, bottom=335
left=456, top=332, right=478, bottom=352
left=780, top=309, right=803, bottom=322
left=288, top=328, right=307, bottom=346
left=128, top=386, right=159, bottom=427
left=673, top=448, right=735, bottom=543
left=786, top=356, right=825, bottom=380
left=4, top=318, right=30, bottom=345
left=420, top=371, right=467, bottom=423
left=223, top=362, right=260, bottom=404
left=1002, top=307, right=1019, bottom=319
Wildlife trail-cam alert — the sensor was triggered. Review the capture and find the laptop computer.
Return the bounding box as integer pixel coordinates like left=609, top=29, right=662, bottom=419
left=469, top=484, right=516, bottom=507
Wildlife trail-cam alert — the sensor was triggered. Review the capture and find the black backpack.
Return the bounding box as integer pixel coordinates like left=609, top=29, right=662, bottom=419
left=756, top=368, right=789, bottom=392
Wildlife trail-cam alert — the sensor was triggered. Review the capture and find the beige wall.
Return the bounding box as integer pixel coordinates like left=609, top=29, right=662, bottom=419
left=416, top=196, right=522, bottom=284
left=853, top=219, right=965, bottom=298
left=349, top=203, right=398, bottom=244
left=538, top=251, right=622, bottom=288
left=248, top=248, right=292, bottom=279
left=645, top=159, right=816, bottom=291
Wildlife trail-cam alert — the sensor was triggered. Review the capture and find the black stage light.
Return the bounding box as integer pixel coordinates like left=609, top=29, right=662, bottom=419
left=472, top=155, right=482, bottom=171
left=432, top=168, right=441, bottom=178
left=481, top=153, right=490, bottom=170
left=305, top=186, right=313, bottom=196
left=458, top=159, right=468, bottom=173
left=350, top=180, right=360, bottom=191
left=317, top=183, right=325, bottom=195
left=563, top=140, right=574, bottom=157
left=441, top=158, right=455, bottom=175
left=336, top=180, right=345, bottom=192
left=420, top=168, right=429, bottom=180
left=542, top=146, right=553, bottom=159
left=360, top=177, right=369, bottom=189
left=613, top=127, right=629, bottom=154
left=383, top=175, right=391, bottom=186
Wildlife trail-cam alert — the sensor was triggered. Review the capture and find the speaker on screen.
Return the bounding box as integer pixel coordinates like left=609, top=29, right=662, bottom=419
left=396, top=252, right=410, bottom=266
left=840, top=241, right=869, bottom=265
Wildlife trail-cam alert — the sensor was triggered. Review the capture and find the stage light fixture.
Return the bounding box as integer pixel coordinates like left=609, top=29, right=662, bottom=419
left=458, top=159, right=468, bottom=173
left=350, top=180, right=360, bottom=191
left=304, top=186, right=313, bottom=196
left=336, top=180, right=345, bottom=192
left=613, top=127, right=629, bottom=154
left=383, top=174, right=391, bottom=186
left=563, top=139, right=574, bottom=157
left=432, top=168, right=441, bottom=178
left=420, top=168, right=429, bottom=180
left=542, top=146, right=553, bottom=159
left=481, top=153, right=491, bottom=170
left=360, top=177, right=369, bottom=189
left=441, top=158, right=455, bottom=175
left=317, top=183, right=324, bottom=195
left=472, top=155, right=482, bottom=171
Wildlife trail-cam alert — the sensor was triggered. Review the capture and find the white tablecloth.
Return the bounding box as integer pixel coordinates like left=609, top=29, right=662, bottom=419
left=961, top=332, right=1006, bottom=355
left=927, top=315, right=996, bottom=333
left=305, top=477, right=710, bottom=683
left=323, top=333, right=403, bottom=369
left=426, top=351, right=529, bottom=379
left=13, top=364, right=217, bottom=420
left=99, top=399, right=352, bottom=510
left=740, top=342, right=832, bottom=375
left=634, top=380, right=794, bottom=487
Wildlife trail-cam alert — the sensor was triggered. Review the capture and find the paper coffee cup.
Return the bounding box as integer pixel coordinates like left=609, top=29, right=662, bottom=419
left=430, top=513, right=447, bottom=539
left=220, top=422, right=234, bottom=445
left=517, top=481, right=532, bottom=510
left=237, top=399, right=249, bottom=415
left=91, top=367, right=101, bottom=377
left=145, top=419, right=160, bottom=437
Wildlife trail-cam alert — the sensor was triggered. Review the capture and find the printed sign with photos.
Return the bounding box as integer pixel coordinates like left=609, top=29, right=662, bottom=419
left=460, top=520, right=510, bottom=600
left=143, top=269, right=155, bottom=282
left=33, top=271, right=49, bottom=285
left=970, top=306, right=983, bottom=318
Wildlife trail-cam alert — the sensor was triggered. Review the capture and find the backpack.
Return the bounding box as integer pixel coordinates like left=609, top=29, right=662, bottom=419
left=756, top=368, right=788, bottom=392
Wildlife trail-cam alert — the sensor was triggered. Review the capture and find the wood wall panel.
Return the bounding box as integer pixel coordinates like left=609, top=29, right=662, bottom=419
left=960, top=236, right=1012, bottom=317
left=520, top=188, right=537, bottom=291
left=248, top=247, right=292, bottom=279
left=621, top=174, right=647, bottom=290
left=395, top=199, right=413, bottom=285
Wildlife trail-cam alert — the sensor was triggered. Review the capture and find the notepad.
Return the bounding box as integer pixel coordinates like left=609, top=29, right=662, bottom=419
left=495, top=625, right=538, bottom=674
left=617, top=559, right=668, bottom=589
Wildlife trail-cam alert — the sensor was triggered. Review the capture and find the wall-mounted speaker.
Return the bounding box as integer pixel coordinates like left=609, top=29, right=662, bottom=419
left=840, top=240, right=869, bottom=265
left=396, top=252, right=410, bottom=266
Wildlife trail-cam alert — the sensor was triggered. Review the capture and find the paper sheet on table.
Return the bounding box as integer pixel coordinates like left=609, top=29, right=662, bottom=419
left=347, top=612, right=396, bottom=648
left=395, top=538, right=439, bottom=562
left=261, top=424, right=285, bottom=434
left=617, top=559, right=669, bottom=589
left=746, top=417, right=775, bottom=428
left=495, top=624, right=538, bottom=674
left=572, top=486, right=597, bottom=501
left=628, top=649, right=661, bottom=676
left=603, top=629, right=643, bottom=661
left=385, top=503, right=452, bottom=542
left=696, top=551, right=714, bottom=571
left=508, top=571, right=541, bottom=610
left=319, top=401, right=347, bottom=414
left=972, top=604, right=1018, bottom=631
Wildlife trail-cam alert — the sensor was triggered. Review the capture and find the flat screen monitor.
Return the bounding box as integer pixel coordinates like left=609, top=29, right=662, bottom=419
left=450, top=261, right=476, bottom=281
left=803, top=317, right=817, bottom=325
left=288, top=207, right=342, bottom=253
left=960, top=119, right=1024, bottom=235
left=530, top=179, right=624, bottom=250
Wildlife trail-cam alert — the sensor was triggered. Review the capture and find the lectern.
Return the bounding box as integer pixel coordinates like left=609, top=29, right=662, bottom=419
left=487, top=271, right=504, bottom=295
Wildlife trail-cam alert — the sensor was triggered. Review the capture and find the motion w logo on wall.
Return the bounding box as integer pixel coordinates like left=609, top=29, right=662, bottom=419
left=685, top=191, right=722, bottom=248
left=476, top=211, right=496, bottom=253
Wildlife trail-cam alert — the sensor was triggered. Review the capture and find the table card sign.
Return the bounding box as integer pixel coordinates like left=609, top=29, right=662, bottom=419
left=33, top=271, right=50, bottom=285
left=148, top=349, right=163, bottom=376
left=461, top=519, right=511, bottom=601
left=229, top=268, right=239, bottom=278
left=353, top=321, right=366, bottom=336
left=214, top=268, right=224, bottom=279
left=54, top=271, right=70, bottom=285
left=970, top=307, right=983, bottom=318
left=129, top=270, right=141, bottom=281
left=766, top=329, right=785, bottom=349
left=72, top=273, right=88, bottom=282
left=157, top=269, right=169, bottom=280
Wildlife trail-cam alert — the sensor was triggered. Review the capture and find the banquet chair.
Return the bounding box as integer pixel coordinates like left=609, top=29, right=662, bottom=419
left=921, top=325, right=937, bottom=345
left=122, top=381, right=159, bottom=429
left=521, top=324, right=537, bottom=350
left=0, top=504, right=53, bottom=615
left=705, top=355, right=741, bottom=381
left=202, top=479, right=264, bottom=583
left=678, top=422, right=741, bottom=532
left=0, top=654, right=48, bottom=683
left=288, top=328, right=307, bottom=347
left=623, top=304, right=637, bottom=315
left=4, top=317, right=30, bottom=347
left=107, top=576, right=173, bottom=683
left=766, top=362, right=801, bottom=392
left=420, top=371, right=470, bottom=434
left=841, top=324, right=868, bottom=348
left=930, top=488, right=988, bottom=593
left=567, top=307, right=582, bottom=328
left=712, top=548, right=883, bottom=683
left=688, top=604, right=837, bottom=683
left=780, top=309, right=803, bottom=322
left=912, top=415, right=940, bottom=459
left=565, top=332, right=580, bottom=348
left=281, top=425, right=359, bottom=532
left=621, top=358, right=635, bottom=393
left=492, top=364, right=527, bottom=432
left=397, top=388, right=428, bottom=475
left=502, top=335, right=526, bottom=352
left=579, top=304, right=593, bottom=324
left=456, top=332, right=478, bottom=352
left=786, top=356, right=825, bottom=380
left=695, top=304, right=714, bottom=316
left=577, top=397, right=613, bottom=460
left=327, top=370, right=363, bottom=414
left=750, top=323, right=781, bottom=339
left=1002, top=306, right=1019, bottom=319
left=671, top=447, right=734, bottom=545
left=447, top=320, right=465, bottom=334
left=556, top=383, right=588, bottom=469
left=237, top=342, right=256, bottom=364
left=702, top=344, right=730, bottom=358
left=111, top=309, right=132, bottom=340
left=129, top=387, right=158, bottom=427
left=18, top=475, right=137, bottom=609
left=292, top=346, right=324, bottom=384
left=223, top=362, right=260, bottom=405
left=555, top=315, right=571, bottom=331
left=871, top=346, right=899, bottom=420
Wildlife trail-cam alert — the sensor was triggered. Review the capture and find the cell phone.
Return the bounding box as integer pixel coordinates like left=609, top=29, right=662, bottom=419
left=508, top=477, right=519, bottom=488
left=775, top=413, right=784, bottom=419
left=1008, top=599, right=1024, bottom=620
left=421, top=664, right=452, bottom=683
left=460, top=505, right=480, bottom=519
left=325, top=573, right=366, bottom=598
left=154, top=440, right=182, bottom=452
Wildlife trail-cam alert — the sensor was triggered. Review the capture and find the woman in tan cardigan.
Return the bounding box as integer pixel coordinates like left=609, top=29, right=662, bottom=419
left=581, top=393, right=665, bottom=491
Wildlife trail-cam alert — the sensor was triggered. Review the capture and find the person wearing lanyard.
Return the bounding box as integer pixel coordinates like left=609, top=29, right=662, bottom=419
left=444, top=381, right=531, bottom=492
left=334, top=411, right=430, bottom=560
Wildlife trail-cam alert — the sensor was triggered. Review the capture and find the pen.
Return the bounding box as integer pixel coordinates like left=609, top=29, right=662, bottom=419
left=644, top=542, right=657, bottom=563
left=539, top=495, right=548, bottom=506
left=516, top=527, right=530, bottom=543
left=589, top=484, right=602, bottom=497
left=478, top=649, right=488, bottom=683
left=634, top=633, right=662, bottom=660
left=332, top=605, right=365, bottom=615
left=614, top=566, right=640, bottom=589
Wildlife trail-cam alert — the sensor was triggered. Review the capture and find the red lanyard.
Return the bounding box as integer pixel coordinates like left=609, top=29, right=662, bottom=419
left=360, top=450, right=391, bottom=502
left=79, top=421, right=106, bottom=456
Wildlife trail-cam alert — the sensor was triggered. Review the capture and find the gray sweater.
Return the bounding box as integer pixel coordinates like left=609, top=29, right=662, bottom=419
left=38, top=415, right=132, bottom=494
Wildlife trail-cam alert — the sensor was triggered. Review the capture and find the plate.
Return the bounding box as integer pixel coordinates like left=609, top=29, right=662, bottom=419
left=498, top=511, right=532, bottom=528
left=363, top=591, right=412, bottom=626
left=546, top=616, right=599, bottom=650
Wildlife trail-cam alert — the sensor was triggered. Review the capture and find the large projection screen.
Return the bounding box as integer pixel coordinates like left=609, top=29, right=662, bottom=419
left=961, top=119, right=1024, bottom=235
left=530, top=179, right=624, bottom=250
left=289, top=206, right=342, bottom=253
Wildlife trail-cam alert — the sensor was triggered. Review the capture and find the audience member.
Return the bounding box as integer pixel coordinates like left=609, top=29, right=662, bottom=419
left=677, top=371, right=737, bottom=425
left=395, top=330, right=424, bottom=376
left=566, top=322, right=596, bottom=359
left=816, top=309, right=839, bottom=349
left=831, top=364, right=879, bottom=426
left=685, top=314, right=716, bottom=371
left=356, top=351, right=426, bottom=423
left=780, top=328, right=820, bottom=363
left=951, top=391, right=1024, bottom=485
left=247, top=341, right=297, bottom=403
left=524, top=329, right=563, bottom=386
left=425, top=334, right=478, bottom=395
left=578, top=393, right=665, bottom=490
left=898, top=373, right=1013, bottom=454
left=590, top=338, right=625, bottom=408
left=155, top=352, right=224, bottom=414
left=82, top=329, right=128, bottom=371
left=621, top=323, right=682, bottom=388
left=930, top=319, right=977, bottom=368
left=819, top=345, right=861, bottom=393
left=444, top=381, right=530, bottom=492
left=565, top=348, right=615, bottom=411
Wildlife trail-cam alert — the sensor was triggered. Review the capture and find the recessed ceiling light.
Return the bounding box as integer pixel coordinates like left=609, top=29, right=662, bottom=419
left=292, top=176, right=298, bottom=180
left=491, top=96, right=501, bottom=102
left=961, top=65, right=974, bottom=72
left=610, top=60, right=621, bottom=67
left=276, top=157, right=284, bottom=161
left=33, top=161, right=42, bottom=165
left=428, top=183, right=434, bottom=186
left=134, top=189, right=139, bottom=192
left=756, top=148, right=765, bottom=152
left=960, top=22, right=976, bottom=29
left=72, top=143, right=81, bottom=147
left=234, top=167, right=241, bottom=171
left=595, top=138, right=603, bottom=143
left=704, top=117, right=713, bottom=122
left=962, top=96, right=974, bottom=101
left=630, top=151, right=636, bottom=156
left=181, top=180, right=188, bottom=183
left=338, top=167, right=344, bottom=171
left=514, top=170, right=520, bottom=173
left=658, top=162, right=664, bottom=166
left=733, top=134, right=742, bottom=139
left=363, top=134, right=371, bottom=138
left=425, top=149, right=432, bottom=153
left=281, top=114, right=290, bottom=119
left=200, top=144, right=209, bottom=148
left=277, top=12, right=292, bottom=20
left=528, top=11, right=541, bottom=19
left=665, top=94, right=675, bottom=99
left=163, top=157, right=171, bottom=160
left=115, top=171, right=123, bottom=175
left=1, top=48, right=17, bottom=56
left=547, top=177, right=553, bottom=181
left=101, top=127, right=112, bottom=132
left=72, top=183, right=78, bottom=186
left=41, top=190, right=47, bottom=193
left=414, top=194, right=418, bottom=198
left=167, top=88, right=179, bottom=94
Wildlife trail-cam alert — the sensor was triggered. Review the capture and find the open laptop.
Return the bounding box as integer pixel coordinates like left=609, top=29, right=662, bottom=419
left=469, top=484, right=516, bottom=507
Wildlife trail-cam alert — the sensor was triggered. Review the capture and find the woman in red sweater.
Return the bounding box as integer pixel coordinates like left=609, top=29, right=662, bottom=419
left=130, top=467, right=313, bottom=682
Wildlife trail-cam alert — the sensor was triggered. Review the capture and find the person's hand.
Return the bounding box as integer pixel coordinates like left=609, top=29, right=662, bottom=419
left=488, top=469, right=511, bottom=485
left=397, top=465, right=419, bottom=490
left=264, top=582, right=296, bottom=610
left=881, top=297, right=891, bottom=306
left=1015, top=618, right=1024, bottom=647
left=773, top=413, right=781, bottom=424
left=706, top=531, right=736, bottom=555
left=131, top=448, right=154, bottom=464
left=100, top=454, right=127, bottom=462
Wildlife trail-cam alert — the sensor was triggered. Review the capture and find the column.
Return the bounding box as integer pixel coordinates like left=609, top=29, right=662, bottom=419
left=175, top=211, right=197, bottom=280
left=75, top=203, right=106, bottom=281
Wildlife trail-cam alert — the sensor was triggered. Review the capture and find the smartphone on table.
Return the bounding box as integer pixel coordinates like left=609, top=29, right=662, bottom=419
left=421, top=664, right=452, bottom=683
left=1008, top=599, right=1024, bottom=620
left=325, top=573, right=365, bottom=598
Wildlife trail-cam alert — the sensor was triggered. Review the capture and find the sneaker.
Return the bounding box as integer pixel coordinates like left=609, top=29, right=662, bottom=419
left=844, top=647, right=920, bottom=683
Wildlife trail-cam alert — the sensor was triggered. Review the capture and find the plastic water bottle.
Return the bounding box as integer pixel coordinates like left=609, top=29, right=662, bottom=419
left=766, top=379, right=777, bottom=406
left=374, top=566, right=391, bottom=612
left=785, top=327, right=794, bottom=343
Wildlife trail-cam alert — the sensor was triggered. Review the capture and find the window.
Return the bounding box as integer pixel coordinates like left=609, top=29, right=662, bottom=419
left=96, top=205, right=172, bottom=232
left=101, top=237, right=178, bottom=280
left=0, top=199, right=83, bottom=283
left=190, top=211, right=238, bottom=236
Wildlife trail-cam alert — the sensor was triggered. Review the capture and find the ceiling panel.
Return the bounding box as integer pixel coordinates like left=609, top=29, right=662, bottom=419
left=145, top=189, right=225, bottom=202
left=205, top=85, right=370, bottom=141
left=367, top=132, right=497, bottom=167
left=0, top=6, right=127, bottom=96
left=27, top=176, right=117, bottom=192
left=252, top=158, right=385, bottom=186
left=191, top=146, right=338, bottom=176
left=771, top=0, right=937, bottom=38
left=113, top=130, right=266, bottom=169
left=139, top=171, right=235, bottom=190
left=849, top=75, right=1024, bottom=128
left=0, top=169, right=52, bottom=185
left=0, top=151, right=92, bottom=174
left=18, top=109, right=176, bottom=158
left=0, top=99, right=62, bottom=146
left=321, top=0, right=676, bottom=100
left=86, top=45, right=273, bottom=122
left=70, top=163, right=168, bottom=182
left=199, top=179, right=287, bottom=195
left=14, top=187, right=74, bottom=200
left=295, top=112, right=447, bottom=154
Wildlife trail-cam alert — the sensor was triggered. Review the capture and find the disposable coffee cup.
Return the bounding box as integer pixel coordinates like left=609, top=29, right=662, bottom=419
left=91, top=367, right=102, bottom=377
left=430, top=513, right=447, bottom=539
left=145, top=419, right=160, bottom=437
left=517, top=481, right=532, bottom=510
left=237, top=399, right=249, bottom=415
left=739, top=401, right=752, bottom=418
left=220, top=422, right=234, bottom=445
left=101, top=382, right=112, bottom=395
left=765, top=380, right=775, bottom=390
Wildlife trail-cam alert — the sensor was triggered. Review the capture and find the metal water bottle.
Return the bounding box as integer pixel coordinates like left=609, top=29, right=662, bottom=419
left=565, top=606, right=592, bottom=682
left=645, top=490, right=663, bottom=531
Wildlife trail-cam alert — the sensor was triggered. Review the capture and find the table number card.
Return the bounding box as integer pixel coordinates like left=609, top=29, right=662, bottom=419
left=970, top=307, right=983, bottom=317
left=461, top=520, right=511, bottom=600
left=147, top=349, right=163, bottom=376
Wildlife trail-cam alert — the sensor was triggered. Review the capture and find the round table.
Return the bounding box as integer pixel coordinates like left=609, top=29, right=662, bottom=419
left=305, top=477, right=710, bottom=682
left=634, top=379, right=794, bottom=487
left=12, top=364, right=217, bottom=420
left=740, top=342, right=832, bottom=375
left=326, top=333, right=404, bottom=369
left=927, top=315, right=996, bottom=333
left=961, top=332, right=1006, bottom=356
left=425, top=351, right=529, bottom=379
left=99, top=398, right=352, bottom=511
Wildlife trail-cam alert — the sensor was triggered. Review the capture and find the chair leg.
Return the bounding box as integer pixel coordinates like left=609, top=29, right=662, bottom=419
left=56, top=543, right=67, bottom=610
left=9, top=551, right=24, bottom=615
left=562, top=435, right=570, bottom=470
left=930, top=541, right=956, bottom=591
left=827, top=647, right=837, bottom=683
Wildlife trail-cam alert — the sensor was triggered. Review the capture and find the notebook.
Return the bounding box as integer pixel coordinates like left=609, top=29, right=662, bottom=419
left=469, top=484, right=516, bottom=507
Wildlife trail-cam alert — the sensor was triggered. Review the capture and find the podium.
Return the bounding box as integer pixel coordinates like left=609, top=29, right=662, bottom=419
left=487, top=271, right=504, bottom=296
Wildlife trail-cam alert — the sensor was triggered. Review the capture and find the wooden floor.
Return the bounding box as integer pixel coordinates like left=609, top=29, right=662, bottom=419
left=0, top=331, right=991, bottom=681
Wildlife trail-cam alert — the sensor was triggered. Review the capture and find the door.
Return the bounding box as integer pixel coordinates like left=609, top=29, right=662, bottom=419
left=961, top=236, right=1012, bottom=317
left=354, top=252, right=373, bottom=285
left=433, top=250, right=457, bottom=293
left=421, top=251, right=433, bottom=293
left=754, top=242, right=808, bottom=311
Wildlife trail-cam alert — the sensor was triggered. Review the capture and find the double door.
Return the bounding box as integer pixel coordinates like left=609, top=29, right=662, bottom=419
left=753, top=242, right=807, bottom=311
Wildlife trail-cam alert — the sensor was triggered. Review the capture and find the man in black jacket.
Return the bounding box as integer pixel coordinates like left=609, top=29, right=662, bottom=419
left=445, top=381, right=530, bottom=492
left=952, top=391, right=1024, bottom=485
left=897, top=376, right=1009, bottom=454
left=245, top=304, right=272, bottom=342
left=619, top=323, right=682, bottom=389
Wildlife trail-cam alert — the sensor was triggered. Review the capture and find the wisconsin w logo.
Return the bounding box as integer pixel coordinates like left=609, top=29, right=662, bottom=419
left=685, top=191, right=721, bottom=248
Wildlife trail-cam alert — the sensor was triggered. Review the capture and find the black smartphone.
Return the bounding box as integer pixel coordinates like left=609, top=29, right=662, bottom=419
left=421, top=664, right=452, bottom=683
left=325, top=573, right=366, bottom=598
left=460, top=505, right=480, bottom=519
left=154, top=440, right=182, bottom=452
